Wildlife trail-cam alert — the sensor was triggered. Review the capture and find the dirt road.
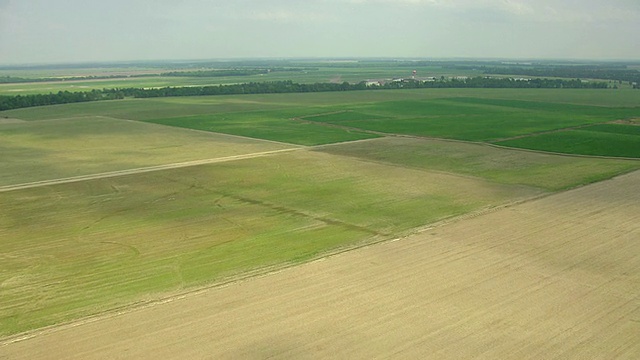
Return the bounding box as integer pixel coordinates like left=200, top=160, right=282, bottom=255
left=0, top=148, right=300, bottom=193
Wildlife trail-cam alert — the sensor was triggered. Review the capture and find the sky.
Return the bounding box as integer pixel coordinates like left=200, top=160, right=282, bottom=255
left=0, top=0, right=639, bottom=64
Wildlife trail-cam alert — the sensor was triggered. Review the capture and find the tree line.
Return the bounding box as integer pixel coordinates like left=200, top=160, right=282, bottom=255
left=0, top=77, right=612, bottom=112
left=0, top=90, right=123, bottom=111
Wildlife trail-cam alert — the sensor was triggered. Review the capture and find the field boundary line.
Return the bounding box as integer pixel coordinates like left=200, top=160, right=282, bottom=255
left=0, top=148, right=301, bottom=193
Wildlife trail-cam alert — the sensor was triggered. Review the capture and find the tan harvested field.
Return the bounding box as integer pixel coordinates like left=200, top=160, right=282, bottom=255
left=2, top=170, right=638, bottom=359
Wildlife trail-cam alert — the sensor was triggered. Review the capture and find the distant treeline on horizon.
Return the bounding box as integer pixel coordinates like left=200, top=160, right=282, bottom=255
left=0, top=77, right=623, bottom=112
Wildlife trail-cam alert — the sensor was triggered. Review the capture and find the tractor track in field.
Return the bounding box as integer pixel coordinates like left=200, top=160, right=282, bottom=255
left=0, top=148, right=302, bottom=193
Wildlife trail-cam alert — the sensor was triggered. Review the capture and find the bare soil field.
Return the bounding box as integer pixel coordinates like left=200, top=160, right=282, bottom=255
left=2, top=170, right=638, bottom=359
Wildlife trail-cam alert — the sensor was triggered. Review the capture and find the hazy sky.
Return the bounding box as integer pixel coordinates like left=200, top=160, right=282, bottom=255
left=1, top=0, right=638, bottom=64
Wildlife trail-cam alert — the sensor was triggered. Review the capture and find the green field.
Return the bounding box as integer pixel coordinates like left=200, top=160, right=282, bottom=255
left=1, top=87, right=640, bottom=338
left=141, top=93, right=640, bottom=156
left=6, top=88, right=629, bottom=157
left=147, top=109, right=379, bottom=145
left=4, top=88, right=640, bottom=119
left=317, top=137, right=640, bottom=190
left=495, top=125, right=640, bottom=158
left=305, top=98, right=640, bottom=145
left=0, top=150, right=542, bottom=335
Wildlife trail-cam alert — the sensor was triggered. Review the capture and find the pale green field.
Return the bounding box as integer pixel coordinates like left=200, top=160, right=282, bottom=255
left=317, top=137, right=640, bottom=191
left=0, top=117, right=295, bottom=186
left=0, top=150, right=541, bottom=336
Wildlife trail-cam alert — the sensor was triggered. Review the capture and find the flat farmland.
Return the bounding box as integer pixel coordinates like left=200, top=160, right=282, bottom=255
left=4, top=89, right=640, bottom=122
left=0, top=116, right=296, bottom=186
left=1, top=88, right=640, bottom=356
left=2, top=168, right=638, bottom=359
left=0, top=149, right=542, bottom=336
left=0, top=65, right=479, bottom=96
left=303, top=98, right=640, bottom=146
left=317, top=137, right=640, bottom=190
left=147, top=109, right=379, bottom=145
left=495, top=124, right=640, bottom=158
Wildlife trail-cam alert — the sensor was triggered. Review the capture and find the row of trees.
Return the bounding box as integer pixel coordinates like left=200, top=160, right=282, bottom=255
left=0, top=77, right=611, bottom=112
left=115, top=80, right=359, bottom=98
left=0, top=90, right=123, bottom=111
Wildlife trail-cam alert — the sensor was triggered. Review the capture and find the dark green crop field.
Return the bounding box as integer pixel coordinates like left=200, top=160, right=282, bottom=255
left=147, top=109, right=379, bottom=146
left=495, top=126, right=640, bottom=158
left=306, top=98, right=639, bottom=141
left=2, top=89, right=639, bottom=156
left=302, top=96, right=640, bottom=156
